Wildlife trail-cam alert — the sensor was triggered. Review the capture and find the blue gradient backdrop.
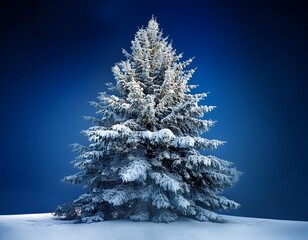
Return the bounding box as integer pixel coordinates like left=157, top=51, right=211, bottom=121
left=1, top=0, right=307, bottom=221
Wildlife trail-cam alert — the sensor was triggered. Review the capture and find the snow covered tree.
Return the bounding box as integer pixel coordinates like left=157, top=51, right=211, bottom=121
left=55, top=17, right=240, bottom=223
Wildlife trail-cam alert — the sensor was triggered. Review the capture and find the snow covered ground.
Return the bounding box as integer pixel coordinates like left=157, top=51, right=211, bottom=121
left=0, top=213, right=307, bottom=240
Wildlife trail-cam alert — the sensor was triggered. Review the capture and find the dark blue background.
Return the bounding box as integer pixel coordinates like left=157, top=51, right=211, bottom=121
left=1, top=0, right=307, bottom=221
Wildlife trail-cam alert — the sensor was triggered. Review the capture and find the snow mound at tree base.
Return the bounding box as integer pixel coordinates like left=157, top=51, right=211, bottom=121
left=0, top=213, right=307, bottom=240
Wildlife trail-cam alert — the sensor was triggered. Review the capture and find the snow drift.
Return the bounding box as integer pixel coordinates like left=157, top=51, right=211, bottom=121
left=0, top=213, right=307, bottom=240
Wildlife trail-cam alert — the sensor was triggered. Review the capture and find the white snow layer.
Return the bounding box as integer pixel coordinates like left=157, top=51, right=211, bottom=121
left=0, top=213, right=307, bottom=240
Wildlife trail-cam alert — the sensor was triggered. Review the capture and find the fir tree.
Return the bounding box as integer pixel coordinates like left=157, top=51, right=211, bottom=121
left=55, top=17, right=240, bottom=223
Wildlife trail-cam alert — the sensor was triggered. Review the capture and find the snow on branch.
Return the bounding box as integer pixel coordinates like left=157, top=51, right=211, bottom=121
left=152, top=192, right=171, bottom=209
left=174, top=195, right=190, bottom=209
left=150, top=172, right=183, bottom=193
left=119, top=160, right=150, bottom=182
left=94, top=189, right=130, bottom=206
